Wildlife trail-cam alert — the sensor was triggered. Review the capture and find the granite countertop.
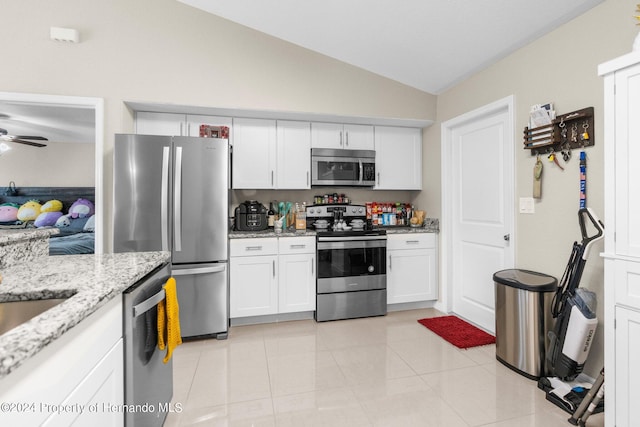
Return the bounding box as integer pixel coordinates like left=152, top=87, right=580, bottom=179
left=229, top=229, right=317, bottom=238
left=0, top=251, right=170, bottom=379
left=229, top=218, right=439, bottom=238
left=0, top=228, right=59, bottom=244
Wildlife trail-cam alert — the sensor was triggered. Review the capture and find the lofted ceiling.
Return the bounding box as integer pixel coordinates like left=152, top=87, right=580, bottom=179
left=178, top=0, right=603, bottom=94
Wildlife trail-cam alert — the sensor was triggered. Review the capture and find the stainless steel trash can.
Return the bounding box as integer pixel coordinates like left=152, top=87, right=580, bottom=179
left=493, top=269, right=557, bottom=380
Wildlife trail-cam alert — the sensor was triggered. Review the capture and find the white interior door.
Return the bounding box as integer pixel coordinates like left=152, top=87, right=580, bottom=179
left=442, top=96, right=514, bottom=333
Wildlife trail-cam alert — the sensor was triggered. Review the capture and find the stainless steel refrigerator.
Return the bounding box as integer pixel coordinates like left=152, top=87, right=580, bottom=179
left=114, top=134, right=229, bottom=339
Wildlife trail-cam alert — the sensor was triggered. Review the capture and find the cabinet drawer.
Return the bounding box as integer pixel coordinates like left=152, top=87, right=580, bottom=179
left=387, top=233, right=436, bottom=250
left=615, top=259, right=640, bottom=310
left=278, top=236, right=315, bottom=255
left=230, top=238, right=278, bottom=257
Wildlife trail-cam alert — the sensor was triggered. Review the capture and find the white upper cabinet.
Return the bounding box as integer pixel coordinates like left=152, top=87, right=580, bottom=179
left=135, top=111, right=232, bottom=137
left=374, top=126, right=422, bottom=190
left=276, top=120, right=311, bottom=189
left=136, top=112, right=184, bottom=136
left=232, top=118, right=277, bottom=189
left=311, top=122, right=374, bottom=150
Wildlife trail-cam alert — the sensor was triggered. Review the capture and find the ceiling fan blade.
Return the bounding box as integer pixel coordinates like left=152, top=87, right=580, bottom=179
left=15, top=135, right=49, bottom=141
left=10, top=138, right=47, bottom=147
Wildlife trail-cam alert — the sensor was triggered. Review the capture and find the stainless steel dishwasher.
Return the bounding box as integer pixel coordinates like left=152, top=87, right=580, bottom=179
left=123, top=262, right=173, bottom=427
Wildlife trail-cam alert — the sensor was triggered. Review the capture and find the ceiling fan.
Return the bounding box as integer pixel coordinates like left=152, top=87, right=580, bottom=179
left=0, top=128, right=48, bottom=147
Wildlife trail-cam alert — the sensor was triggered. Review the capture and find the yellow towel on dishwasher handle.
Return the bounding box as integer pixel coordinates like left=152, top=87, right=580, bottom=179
left=157, top=277, right=182, bottom=363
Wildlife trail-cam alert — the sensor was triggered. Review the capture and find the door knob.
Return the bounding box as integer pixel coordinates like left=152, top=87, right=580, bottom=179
left=504, top=234, right=510, bottom=241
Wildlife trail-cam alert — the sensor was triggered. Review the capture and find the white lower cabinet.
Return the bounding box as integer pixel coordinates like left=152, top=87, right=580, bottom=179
left=230, top=236, right=316, bottom=319
left=0, top=297, right=124, bottom=427
left=229, top=238, right=279, bottom=318
left=615, top=306, right=640, bottom=427
left=387, top=233, right=437, bottom=304
left=279, top=237, right=316, bottom=313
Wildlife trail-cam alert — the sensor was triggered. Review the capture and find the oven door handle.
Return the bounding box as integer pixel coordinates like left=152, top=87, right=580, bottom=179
left=318, top=235, right=386, bottom=242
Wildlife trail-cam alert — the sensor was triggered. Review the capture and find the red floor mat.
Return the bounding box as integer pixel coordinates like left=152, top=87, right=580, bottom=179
left=417, top=315, right=495, bottom=349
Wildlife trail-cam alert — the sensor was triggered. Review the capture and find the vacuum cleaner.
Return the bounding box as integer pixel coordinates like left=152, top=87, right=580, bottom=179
left=547, top=207, right=604, bottom=381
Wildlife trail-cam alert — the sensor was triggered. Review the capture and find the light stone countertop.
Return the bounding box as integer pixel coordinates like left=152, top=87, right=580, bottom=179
left=0, top=228, right=59, bottom=245
left=0, top=251, right=171, bottom=379
left=229, top=218, right=439, bottom=238
left=229, top=229, right=317, bottom=239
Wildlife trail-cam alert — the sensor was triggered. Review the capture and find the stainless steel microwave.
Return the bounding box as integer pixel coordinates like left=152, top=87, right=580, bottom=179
left=311, top=148, right=376, bottom=187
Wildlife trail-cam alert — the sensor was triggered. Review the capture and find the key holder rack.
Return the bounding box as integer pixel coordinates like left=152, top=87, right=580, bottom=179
left=523, top=107, right=594, bottom=155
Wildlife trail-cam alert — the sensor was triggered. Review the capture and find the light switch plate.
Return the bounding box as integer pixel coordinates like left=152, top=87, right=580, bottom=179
left=519, top=197, right=535, bottom=214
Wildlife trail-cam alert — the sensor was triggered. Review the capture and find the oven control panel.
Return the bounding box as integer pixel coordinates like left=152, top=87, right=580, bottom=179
left=306, top=204, right=366, bottom=218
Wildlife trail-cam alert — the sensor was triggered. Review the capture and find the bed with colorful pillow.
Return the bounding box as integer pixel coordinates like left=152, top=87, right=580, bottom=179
left=0, top=186, right=96, bottom=255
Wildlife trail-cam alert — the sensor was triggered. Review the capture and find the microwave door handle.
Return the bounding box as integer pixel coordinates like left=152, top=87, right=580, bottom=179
left=359, top=160, right=363, bottom=184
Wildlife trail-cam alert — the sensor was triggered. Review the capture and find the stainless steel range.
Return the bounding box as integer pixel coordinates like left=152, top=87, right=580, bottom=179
left=307, top=204, right=387, bottom=322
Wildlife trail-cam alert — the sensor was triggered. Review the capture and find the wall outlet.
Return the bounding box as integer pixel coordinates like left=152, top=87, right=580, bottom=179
left=519, top=197, right=535, bottom=214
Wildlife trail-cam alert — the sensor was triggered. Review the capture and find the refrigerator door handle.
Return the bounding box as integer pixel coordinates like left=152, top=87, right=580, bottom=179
left=174, top=146, right=183, bottom=252
left=160, top=146, right=170, bottom=251
left=173, top=265, right=226, bottom=276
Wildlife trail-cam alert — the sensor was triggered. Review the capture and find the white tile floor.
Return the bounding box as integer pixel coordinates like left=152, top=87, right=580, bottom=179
left=164, top=308, right=604, bottom=427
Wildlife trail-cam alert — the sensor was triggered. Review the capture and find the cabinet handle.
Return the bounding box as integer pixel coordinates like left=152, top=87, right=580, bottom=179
left=180, top=122, right=183, bottom=136
left=340, top=131, right=343, bottom=147
left=389, top=255, right=392, bottom=270
left=377, top=172, right=380, bottom=185
left=245, top=246, right=263, bottom=251
left=273, top=260, right=276, bottom=277
left=345, top=131, right=349, bottom=147
left=271, top=170, right=274, bottom=187
left=290, top=244, right=306, bottom=249
left=406, top=240, right=420, bottom=244
left=307, top=171, right=309, bottom=186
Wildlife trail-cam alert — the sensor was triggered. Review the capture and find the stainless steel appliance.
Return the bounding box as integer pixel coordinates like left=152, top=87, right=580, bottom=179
left=311, top=148, right=376, bottom=187
left=123, top=262, right=172, bottom=427
left=307, top=204, right=387, bottom=321
left=234, top=200, right=268, bottom=231
left=114, top=134, right=229, bottom=340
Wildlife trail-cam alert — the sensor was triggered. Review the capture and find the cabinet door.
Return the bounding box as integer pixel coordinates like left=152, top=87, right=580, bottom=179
left=614, top=64, right=640, bottom=257
left=387, top=248, right=437, bottom=304
left=230, top=255, right=278, bottom=317
left=615, top=306, right=640, bottom=427
left=311, top=122, right=344, bottom=149
left=344, top=124, right=374, bottom=150
left=186, top=114, right=233, bottom=138
left=276, top=120, right=311, bottom=189
left=45, top=340, right=124, bottom=427
left=232, top=118, right=277, bottom=189
left=135, top=112, right=185, bottom=136
left=279, top=253, right=316, bottom=313
left=374, top=126, right=422, bottom=190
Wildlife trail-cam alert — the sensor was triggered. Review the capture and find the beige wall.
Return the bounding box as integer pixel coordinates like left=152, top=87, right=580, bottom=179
left=416, top=0, right=638, bottom=377
left=0, top=0, right=436, bottom=247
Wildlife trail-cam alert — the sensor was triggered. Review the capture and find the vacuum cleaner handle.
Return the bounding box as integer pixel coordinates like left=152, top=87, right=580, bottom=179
left=579, top=208, right=604, bottom=260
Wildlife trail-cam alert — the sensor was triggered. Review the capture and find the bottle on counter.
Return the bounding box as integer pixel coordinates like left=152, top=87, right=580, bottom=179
left=268, top=202, right=275, bottom=228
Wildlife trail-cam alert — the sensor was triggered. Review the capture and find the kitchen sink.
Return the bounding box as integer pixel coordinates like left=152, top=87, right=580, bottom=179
left=0, top=298, right=68, bottom=336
